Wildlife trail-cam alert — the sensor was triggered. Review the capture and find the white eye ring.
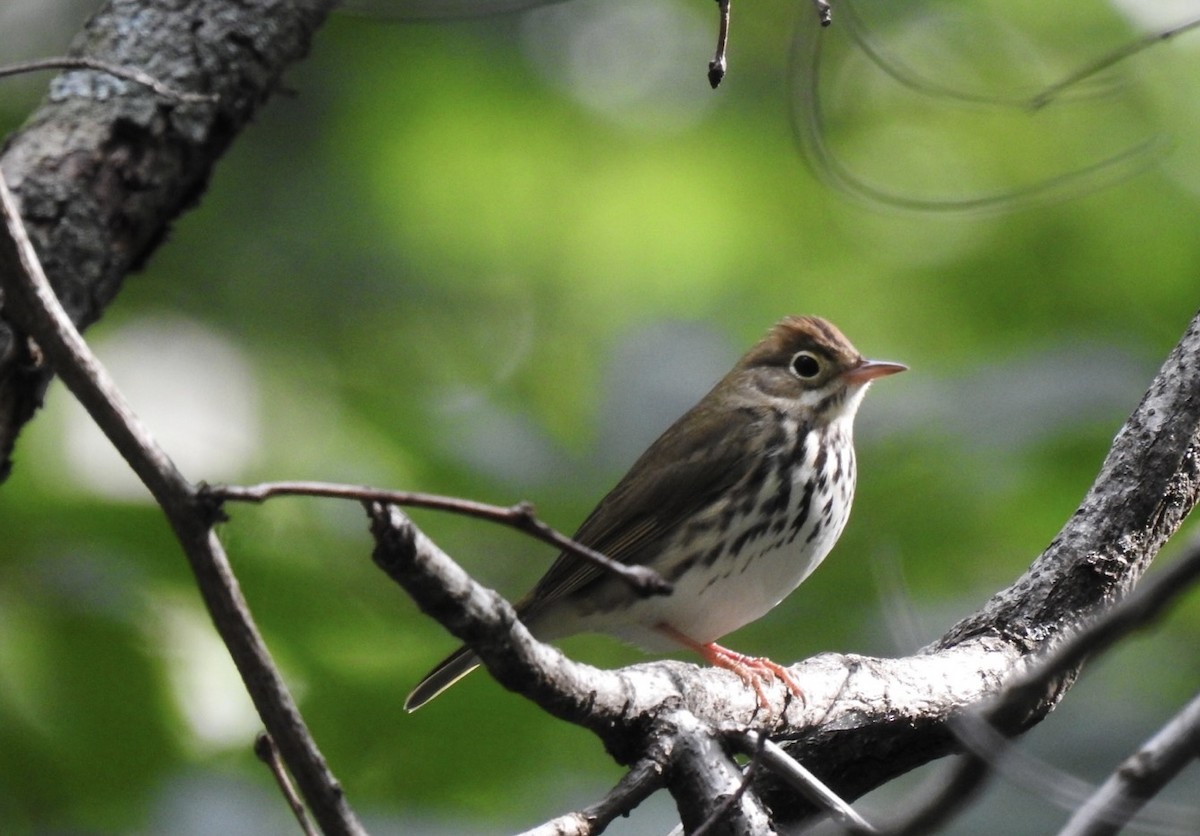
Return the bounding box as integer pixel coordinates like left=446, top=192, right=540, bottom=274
left=790, top=351, right=822, bottom=380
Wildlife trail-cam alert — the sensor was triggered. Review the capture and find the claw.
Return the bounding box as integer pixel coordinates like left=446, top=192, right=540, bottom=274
left=700, top=642, right=805, bottom=708
left=657, top=624, right=804, bottom=708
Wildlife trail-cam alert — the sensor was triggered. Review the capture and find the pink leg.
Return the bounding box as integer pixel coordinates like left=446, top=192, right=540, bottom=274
left=657, top=625, right=804, bottom=707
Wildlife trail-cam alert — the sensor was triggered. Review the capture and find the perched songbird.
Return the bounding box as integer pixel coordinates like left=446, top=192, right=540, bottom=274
left=405, top=315, right=905, bottom=711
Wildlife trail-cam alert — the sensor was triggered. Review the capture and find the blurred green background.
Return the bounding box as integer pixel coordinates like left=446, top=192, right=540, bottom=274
left=2, top=0, right=1199, bottom=833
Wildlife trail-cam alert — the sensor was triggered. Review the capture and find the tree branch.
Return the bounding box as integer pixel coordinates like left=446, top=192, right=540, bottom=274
left=1059, top=689, right=1200, bottom=836
left=691, top=732, right=768, bottom=836
left=214, top=480, right=671, bottom=594
left=367, top=501, right=647, bottom=730
left=0, top=56, right=217, bottom=102
left=0, top=0, right=338, bottom=476
left=519, top=755, right=667, bottom=836
left=728, top=731, right=874, bottom=832
left=255, top=733, right=319, bottom=836
left=674, top=718, right=778, bottom=836
left=0, top=170, right=363, bottom=835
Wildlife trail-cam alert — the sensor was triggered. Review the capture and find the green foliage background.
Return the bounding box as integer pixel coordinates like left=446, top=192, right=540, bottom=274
left=2, top=0, right=1199, bottom=833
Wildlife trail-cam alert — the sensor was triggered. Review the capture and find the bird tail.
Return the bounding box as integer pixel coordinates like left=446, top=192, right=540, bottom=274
left=404, top=645, right=481, bottom=712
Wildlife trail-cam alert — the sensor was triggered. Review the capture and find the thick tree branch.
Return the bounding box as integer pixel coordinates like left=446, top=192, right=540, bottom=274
left=368, top=502, right=652, bottom=732
left=669, top=712, right=777, bottom=836
left=0, top=0, right=338, bottom=477
left=0, top=171, right=363, bottom=835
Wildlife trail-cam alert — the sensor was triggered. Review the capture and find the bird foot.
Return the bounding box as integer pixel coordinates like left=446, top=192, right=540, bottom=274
left=657, top=624, right=803, bottom=708
left=699, top=642, right=805, bottom=708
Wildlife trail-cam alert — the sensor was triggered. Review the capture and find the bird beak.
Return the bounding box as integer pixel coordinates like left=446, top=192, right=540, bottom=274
left=843, top=359, right=907, bottom=384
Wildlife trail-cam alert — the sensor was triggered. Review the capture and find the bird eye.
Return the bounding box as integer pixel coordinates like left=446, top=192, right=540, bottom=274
left=790, top=351, right=822, bottom=379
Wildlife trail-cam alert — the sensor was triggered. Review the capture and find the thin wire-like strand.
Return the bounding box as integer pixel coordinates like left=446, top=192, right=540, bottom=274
left=790, top=2, right=1167, bottom=213
left=0, top=56, right=215, bottom=102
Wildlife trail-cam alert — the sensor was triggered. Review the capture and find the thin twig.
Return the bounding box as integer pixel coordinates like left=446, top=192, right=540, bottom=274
left=708, top=0, right=731, bottom=88
left=731, top=731, right=876, bottom=833
left=0, top=173, right=363, bottom=835
left=812, top=0, right=832, bottom=27
left=211, top=480, right=671, bottom=596
left=519, top=754, right=668, bottom=836
left=577, top=755, right=669, bottom=832
left=1059, top=690, right=1200, bottom=836
left=0, top=56, right=216, bottom=103
left=255, top=732, right=319, bottom=836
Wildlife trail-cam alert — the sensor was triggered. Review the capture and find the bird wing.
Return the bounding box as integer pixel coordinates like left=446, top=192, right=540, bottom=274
left=518, top=400, right=762, bottom=616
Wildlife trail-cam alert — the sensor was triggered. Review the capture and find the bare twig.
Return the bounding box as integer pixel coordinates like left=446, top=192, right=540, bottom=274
left=576, top=755, right=668, bottom=833
left=519, top=754, right=667, bottom=836
left=730, top=731, right=875, bottom=833
left=708, top=0, right=829, bottom=88
left=255, top=732, right=318, bottom=836
left=812, top=0, right=832, bottom=27
left=0, top=172, right=363, bottom=835
left=708, top=0, right=731, bottom=88
left=212, top=480, right=671, bottom=595
left=0, top=56, right=216, bottom=102
left=1060, top=690, right=1200, bottom=836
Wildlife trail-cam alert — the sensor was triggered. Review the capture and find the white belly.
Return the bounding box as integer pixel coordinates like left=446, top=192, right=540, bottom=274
left=583, top=425, right=856, bottom=650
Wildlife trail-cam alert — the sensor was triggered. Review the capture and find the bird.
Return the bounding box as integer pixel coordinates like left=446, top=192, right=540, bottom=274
left=405, top=315, right=905, bottom=711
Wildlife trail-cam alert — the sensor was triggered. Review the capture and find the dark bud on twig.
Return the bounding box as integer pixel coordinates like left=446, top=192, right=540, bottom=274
left=813, top=0, right=832, bottom=26
left=708, top=56, right=727, bottom=89
left=708, top=0, right=730, bottom=89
